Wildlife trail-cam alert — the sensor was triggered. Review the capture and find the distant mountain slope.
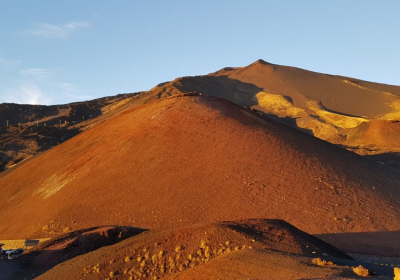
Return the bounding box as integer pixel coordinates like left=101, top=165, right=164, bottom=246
left=216, top=59, right=400, bottom=118
left=0, top=94, right=399, bottom=255
left=2, top=60, right=400, bottom=171
left=147, top=60, right=400, bottom=156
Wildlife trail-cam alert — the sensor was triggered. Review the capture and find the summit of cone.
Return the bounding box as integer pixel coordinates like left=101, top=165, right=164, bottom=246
left=252, top=58, right=274, bottom=65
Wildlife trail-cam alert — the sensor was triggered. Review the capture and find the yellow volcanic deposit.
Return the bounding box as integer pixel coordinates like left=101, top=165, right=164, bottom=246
left=343, top=79, right=369, bottom=90
left=255, top=91, right=367, bottom=141
left=101, top=97, right=134, bottom=114
left=255, top=92, right=306, bottom=118
left=307, top=101, right=368, bottom=129
left=379, top=100, right=400, bottom=120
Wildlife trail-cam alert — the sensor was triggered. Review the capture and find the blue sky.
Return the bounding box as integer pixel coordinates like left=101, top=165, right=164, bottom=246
left=1, top=1, right=399, bottom=105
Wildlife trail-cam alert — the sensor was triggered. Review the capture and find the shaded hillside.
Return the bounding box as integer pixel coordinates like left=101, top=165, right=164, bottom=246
left=0, top=93, right=140, bottom=171
left=0, top=94, right=399, bottom=255
left=0, top=125, right=80, bottom=172
left=0, top=93, right=138, bottom=126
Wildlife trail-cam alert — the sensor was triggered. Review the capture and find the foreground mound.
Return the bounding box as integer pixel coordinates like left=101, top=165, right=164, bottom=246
left=1, top=94, right=400, bottom=255
left=36, top=219, right=355, bottom=279
left=11, top=226, right=144, bottom=279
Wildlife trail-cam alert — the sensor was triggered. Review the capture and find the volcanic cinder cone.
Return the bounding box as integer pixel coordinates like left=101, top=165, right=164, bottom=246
left=0, top=94, right=400, bottom=255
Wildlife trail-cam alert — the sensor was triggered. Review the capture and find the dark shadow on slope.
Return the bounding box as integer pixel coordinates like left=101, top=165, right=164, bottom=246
left=260, top=112, right=313, bottom=135
left=364, top=152, right=400, bottom=169
left=197, top=93, right=314, bottom=136
left=315, top=231, right=400, bottom=257
left=0, top=126, right=81, bottom=172
left=11, top=225, right=147, bottom=280
left=320, top=256, right=398, bottom=278
left=336, top=144, right=400, bottom=170
left=176, top=75, right=263, bottom=107
left=170, top=76, right=317, bottom=137
left=226, top=219, right=353, bottom=260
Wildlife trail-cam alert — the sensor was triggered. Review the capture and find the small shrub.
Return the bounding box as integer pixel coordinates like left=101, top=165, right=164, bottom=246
left=312, top=258, right=328, bottom=266
left=394, top=267, right=400, bottom=279
left=352, top=265, right=374, bottom=277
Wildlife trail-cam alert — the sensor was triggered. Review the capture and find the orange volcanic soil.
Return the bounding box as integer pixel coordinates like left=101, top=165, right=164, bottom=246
left=1, top=94, right=400, bottom=256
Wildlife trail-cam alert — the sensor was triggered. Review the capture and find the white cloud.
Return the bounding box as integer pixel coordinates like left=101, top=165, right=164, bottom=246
left=60, top=83, right=95, bottom=101
left=59, top=82, right=77, bottom=93
left=0, top=57, right=7, bottom=65
left=65, top=92, right=95, bottom=101
left=0, top=82, right=92, bottom=105
left=3, top=84, right=52, bottom=105
left=21, top=68, right=51, bottom=78
left=0, top=66, right=90, bottom=105
left=0, top=57, right=21, bottom=68
left=27, top=21, right=89, bottom=38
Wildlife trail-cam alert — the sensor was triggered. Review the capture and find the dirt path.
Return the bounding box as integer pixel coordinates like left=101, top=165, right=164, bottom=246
left=19, top=108, right=71, bottom=126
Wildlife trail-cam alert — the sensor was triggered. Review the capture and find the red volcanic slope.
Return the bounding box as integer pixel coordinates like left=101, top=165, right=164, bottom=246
left=0, top=94, right=400, bottom=255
